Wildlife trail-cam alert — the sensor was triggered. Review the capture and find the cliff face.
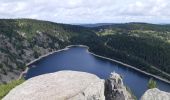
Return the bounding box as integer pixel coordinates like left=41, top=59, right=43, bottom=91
left=3, top=71, right=133, bottom=100
left=141, top=88, right=170, bottom=100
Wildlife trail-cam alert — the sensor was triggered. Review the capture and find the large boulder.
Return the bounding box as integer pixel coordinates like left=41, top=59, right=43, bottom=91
left=3, top=71, right=105, bottom=100
left=141, top=88, right=170, bottom=100
left=105, top=72, right=134, bottom=100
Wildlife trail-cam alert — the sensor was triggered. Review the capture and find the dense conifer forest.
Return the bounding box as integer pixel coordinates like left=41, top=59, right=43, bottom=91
left=0, top=19, right=170, bottom=83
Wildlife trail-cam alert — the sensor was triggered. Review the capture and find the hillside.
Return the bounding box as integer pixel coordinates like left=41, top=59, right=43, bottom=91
left=92, top=23, right=170, bottom=80
left=0, top=19, right=99, bottom=83
left=0, top=19, right=170, bottom=83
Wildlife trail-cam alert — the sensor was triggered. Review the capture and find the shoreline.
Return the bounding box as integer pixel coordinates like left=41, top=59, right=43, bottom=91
left=26, top=48, right=69, bottom=66
left=20, top=45, right=87, bottom=78
left=21, top=45, right=170, bottom=84
left=26, top=45, right=87, bottom=66
left=89, top=52, right=170, bottom=84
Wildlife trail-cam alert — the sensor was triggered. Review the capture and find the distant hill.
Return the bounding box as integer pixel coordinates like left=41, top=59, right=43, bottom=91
left=78, top=22, right=170, bottom=28
left=78, top=23, right=114, bottom=27
left=0, top=19, right=170, bottom=83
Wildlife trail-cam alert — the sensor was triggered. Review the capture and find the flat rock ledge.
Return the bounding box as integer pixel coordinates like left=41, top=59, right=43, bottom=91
left=3, top=71, right=105, bottom=100
left=141, top=88, right=170, bottom=100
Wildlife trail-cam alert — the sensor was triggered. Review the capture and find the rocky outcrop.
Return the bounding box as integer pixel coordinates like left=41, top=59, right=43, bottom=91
left=141, top=88, right=170, bottom=100
left=3, top=71, right=134, bottom=100
left=3, top=71, right=105, bottom=100
left=105, top=72, right=134, bottom=100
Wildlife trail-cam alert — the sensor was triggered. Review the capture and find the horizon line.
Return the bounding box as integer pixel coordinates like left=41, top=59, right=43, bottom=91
left=0, top=18, right=170, bottom=25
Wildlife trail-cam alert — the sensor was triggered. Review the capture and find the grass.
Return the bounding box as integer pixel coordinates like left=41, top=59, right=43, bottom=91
left=0, top=79, right=25, bottom=99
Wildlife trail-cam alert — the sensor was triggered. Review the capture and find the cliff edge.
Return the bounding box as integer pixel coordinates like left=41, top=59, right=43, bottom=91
left=3, top=71, right=105, bottom=100
left=3, top=71, right=135, bottom=100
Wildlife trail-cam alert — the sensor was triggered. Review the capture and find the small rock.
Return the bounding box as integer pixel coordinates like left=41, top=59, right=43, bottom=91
left=141, top=88, right=170, bottom=100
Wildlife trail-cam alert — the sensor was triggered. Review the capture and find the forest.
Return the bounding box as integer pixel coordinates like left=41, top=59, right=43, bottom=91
left=0, top=19, right=170, bottom=83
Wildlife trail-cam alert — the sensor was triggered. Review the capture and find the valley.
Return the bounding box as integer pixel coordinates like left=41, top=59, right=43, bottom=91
left=0, top=19, right=170, bottom=85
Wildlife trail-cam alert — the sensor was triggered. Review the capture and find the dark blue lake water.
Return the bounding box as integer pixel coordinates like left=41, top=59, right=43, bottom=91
left=26, top=46, right=170, bottom=98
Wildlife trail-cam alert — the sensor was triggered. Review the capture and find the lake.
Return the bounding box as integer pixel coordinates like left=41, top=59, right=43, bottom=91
left=26, top=46, right=170, bottom=98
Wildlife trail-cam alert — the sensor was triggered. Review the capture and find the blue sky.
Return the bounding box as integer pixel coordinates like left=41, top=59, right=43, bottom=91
left=0, top=0, right=170, bottom=24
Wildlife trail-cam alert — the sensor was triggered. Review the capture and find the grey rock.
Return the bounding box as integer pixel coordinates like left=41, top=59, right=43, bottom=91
left=3, top=71, right=105, bottom=100
left=105, top=72, right=134, bottom=100
left=141, top=88, right=170, bottom=100
left=3, top=71, right=135, bottom=100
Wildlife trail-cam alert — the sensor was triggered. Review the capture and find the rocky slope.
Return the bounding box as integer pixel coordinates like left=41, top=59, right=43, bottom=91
left=3, top=71, right=134, bottom=100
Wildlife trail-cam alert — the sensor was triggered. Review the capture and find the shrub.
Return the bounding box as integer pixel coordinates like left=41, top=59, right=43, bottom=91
left=147, top=78, right=157, bottom=89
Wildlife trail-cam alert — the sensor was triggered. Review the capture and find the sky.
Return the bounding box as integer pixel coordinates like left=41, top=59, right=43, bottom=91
left=0, top=0, right=170, bottom=24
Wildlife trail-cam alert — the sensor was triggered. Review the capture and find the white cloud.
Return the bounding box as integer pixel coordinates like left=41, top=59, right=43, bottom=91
left=0, top=0, right=169, bottom=23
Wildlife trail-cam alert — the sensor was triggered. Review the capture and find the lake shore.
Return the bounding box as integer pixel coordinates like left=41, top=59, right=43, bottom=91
left=21, top=45, right=170, bottom=84
left=88, top=51, right=170, bottom=84
left=20, top=45, right=85, bottom=78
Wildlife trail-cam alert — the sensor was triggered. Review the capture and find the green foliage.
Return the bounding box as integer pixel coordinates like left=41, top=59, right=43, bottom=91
left=0, top=79, right=24, bottom=99
left=147, top=78, right=157, bottom=89
left=0, top=19, right=170, bottom=82
left=93, top=23, right=170, bottom=80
